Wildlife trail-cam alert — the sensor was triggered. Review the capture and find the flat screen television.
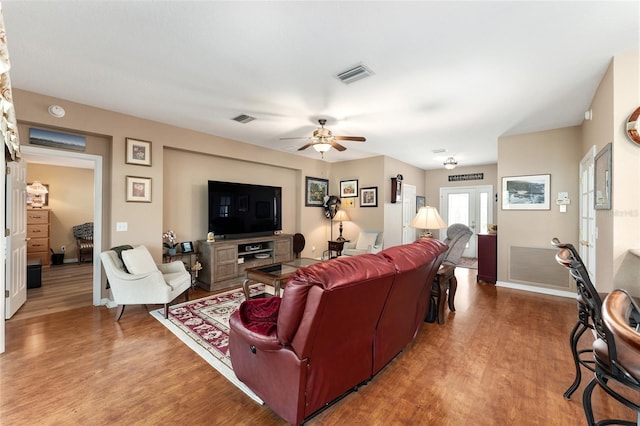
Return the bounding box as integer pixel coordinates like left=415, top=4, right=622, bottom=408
left=208, top=180, right=282, bottom=239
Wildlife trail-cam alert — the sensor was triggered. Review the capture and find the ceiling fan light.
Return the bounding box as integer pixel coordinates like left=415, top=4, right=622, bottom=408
left=444, top=156, right=458, bottom=170
left=313, top=143, right=332, bottom=153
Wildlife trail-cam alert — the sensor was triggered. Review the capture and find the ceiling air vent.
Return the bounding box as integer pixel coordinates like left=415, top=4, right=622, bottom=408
left=336, top=64, right=374, bottom=84
left=231, top=114, right=256, bottom=124
left=432, top=148, right=447, bottom=154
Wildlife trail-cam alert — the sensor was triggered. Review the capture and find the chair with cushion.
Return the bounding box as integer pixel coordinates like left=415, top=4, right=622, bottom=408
left=552, top=237, right=600, bottom=400
left=342, top=231, right=383, bottom=256
left=441, top=223, right=473, bottom=266
left=585, top=288, right=640, bottom=425
left=73, top=222, right=94, bottom=263
left=100, top=245, right=191, bottom=321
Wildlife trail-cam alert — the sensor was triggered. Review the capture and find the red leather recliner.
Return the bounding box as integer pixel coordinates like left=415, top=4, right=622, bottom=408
left=229, top=238, right=447, bottom=424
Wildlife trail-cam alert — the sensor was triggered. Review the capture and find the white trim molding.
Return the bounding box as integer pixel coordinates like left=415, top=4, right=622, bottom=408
left=496, top=281, right=575, bottom=299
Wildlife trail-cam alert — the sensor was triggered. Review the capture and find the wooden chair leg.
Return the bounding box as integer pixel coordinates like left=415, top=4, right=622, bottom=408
left=164, top=303, right=169, bottom=319
left=448, top=276, right=458, bottom=312
left=115, top=305, right=125, bottom=321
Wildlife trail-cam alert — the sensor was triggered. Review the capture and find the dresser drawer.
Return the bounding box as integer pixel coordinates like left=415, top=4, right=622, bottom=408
left=27, top=252, right=49, bottom=266
left=27, top=238, right=49, bottom=253
left=27, top=210, right=50, bottom=224
left=27, top=224, right=49, bottom=238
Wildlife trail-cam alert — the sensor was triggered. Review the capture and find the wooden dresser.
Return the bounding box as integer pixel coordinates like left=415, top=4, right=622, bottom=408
left=27, top=209, right=51, bottom=267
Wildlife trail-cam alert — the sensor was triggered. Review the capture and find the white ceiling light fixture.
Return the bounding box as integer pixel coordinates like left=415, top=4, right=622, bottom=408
left=444, top=156, right=458, bottom=170
left=313, top=141, right=332, bottom=153
left=47, top=105, right=65, bottom=118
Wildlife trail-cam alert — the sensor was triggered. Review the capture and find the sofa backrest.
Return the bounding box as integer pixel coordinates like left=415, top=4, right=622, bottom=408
left=279, top=253, right=397, bottom=417
left=374, top=238, right=448, bottom=373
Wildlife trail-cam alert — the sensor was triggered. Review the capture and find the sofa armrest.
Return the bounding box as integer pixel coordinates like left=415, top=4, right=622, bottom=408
left=370, top=244, right=383, bottom=254
left=158, top=261, right=187, bottom=274
left=229, top=311, right=283, bottom=351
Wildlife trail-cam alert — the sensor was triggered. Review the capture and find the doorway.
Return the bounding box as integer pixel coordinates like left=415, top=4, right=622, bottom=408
left=439, top=185, right=493, bottom=258
left=18, top=145, right=102, bottom=306
left=579, top=146, right=596, bottom=282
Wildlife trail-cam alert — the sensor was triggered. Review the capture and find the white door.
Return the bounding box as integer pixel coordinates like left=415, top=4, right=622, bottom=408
left=440, top=185, right=493, bottom=258
left=402, top=184, right=417, bottom=244
left=580, top=147, right=596, bottom=281
left=5, top=160, right=27, bottom=318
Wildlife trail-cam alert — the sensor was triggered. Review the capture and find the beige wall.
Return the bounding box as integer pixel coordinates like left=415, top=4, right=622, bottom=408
left=580, top=50, right=640, bottom=295
left=610, top=51, right=640, bottom=294
left=497, top=126, right=582, bottom=291
left=26, top=164, right=93, bottom=261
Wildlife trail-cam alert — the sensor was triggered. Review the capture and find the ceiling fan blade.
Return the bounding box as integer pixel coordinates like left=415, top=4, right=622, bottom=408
left=330, top=141, right=347, bottom=151
left=297, top=142, right=314, bottom=151
left=280, top=136, right=310, bottom=140
left=334, top=136, right=366, bottom=142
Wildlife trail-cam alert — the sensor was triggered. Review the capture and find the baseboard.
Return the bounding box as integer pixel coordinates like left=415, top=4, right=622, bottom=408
left=496, top=281, right=575, bottom=299
left=63, top=257, right=78, bottom=264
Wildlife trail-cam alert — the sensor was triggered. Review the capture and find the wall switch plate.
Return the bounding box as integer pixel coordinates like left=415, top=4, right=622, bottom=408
left=116, top=222, right=128, bottom=232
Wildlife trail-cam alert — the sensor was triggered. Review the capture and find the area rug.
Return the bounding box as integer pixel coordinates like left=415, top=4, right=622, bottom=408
left=458, top=257, right=478, bottom=269
left=150, top=284, right=267, bottom=404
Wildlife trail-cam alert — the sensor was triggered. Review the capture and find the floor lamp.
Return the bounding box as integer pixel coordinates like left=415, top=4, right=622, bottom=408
left=410, top=206, right=447, bottom=238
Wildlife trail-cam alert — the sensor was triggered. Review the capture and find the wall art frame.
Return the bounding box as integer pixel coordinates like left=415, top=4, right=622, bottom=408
left=594, top=142, right=612, bottom=210
left=305, top=176, right=328, bottom=207
left=125, top=137, right=152, bottom=166
left=126, top=176, right=152, bottom=203
left=416, top=195, right=425, bottom=212
left=340, top=179, right=358, bottom=198
left=360, top=186, right=378, bottom=207
left=501, top=174, right=550, bottom=210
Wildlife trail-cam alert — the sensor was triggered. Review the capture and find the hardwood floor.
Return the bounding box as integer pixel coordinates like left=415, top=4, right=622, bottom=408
left=1, top=267, right=637, bottom=425
left=10, top=262, right=93, bottom=321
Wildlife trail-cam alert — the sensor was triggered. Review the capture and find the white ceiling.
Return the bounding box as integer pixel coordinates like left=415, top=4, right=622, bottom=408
left=3, top=1, right=638, bottom=169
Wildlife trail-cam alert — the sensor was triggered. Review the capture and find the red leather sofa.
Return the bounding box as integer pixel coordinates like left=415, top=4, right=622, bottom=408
left=228, top=238, right=447, bottom=424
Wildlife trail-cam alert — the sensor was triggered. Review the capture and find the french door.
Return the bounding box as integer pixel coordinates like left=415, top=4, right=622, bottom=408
left=580, top=147, right=596, bottom=281
left=439, top=185, right=493, bottom=258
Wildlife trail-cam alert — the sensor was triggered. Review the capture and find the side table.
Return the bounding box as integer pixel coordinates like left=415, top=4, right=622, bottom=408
left=432, top=263, right=457, bottom=325
left=327, top=240, right=348, bottom=258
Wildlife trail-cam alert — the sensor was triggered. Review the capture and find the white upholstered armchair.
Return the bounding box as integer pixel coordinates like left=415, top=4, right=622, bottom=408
left=100, top=245, right=191, bottom=321
left=342, top=231, right=384, bottom=256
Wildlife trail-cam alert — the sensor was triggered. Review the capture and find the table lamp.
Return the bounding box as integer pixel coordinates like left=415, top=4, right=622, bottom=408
left=27, top=181, right=49, bottom=208
left=410, top=206, right=447, bottom=238
left=333, top=209, right=350, bottom=242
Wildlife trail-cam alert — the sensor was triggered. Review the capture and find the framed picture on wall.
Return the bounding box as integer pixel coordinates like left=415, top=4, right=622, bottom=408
left=126, top=176, right=152, bottom=202
left=501, top=174, right=550, bottom=210
left=594, top=143, right=612, bottom=210
left=126, top=137, right=152, bottom=166
left=360, top=186, right=378, bottom=207
left=305, top=176, right=328, bottom=206
left=416, top=196, right=425, bottom=212
left=340, top=179, right=358, bottom=198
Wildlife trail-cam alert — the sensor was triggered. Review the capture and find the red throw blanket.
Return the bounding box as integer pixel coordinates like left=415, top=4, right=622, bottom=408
left=239, top=296, right=281, bottom=335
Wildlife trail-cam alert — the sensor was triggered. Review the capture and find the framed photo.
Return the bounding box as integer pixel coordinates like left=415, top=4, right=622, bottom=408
left=416, top=196, right=425, bottom=212
left=180, top=241, right=194, bottom=253
left=126, top=176, right=152, bottom=203
left=26, top=183, right=49, bottom=206
left=594, top=143, right=612, bottom=210
left=340, top=179, right=358, bottom=198
left=502, top=174, right=550, bottom=210
left=305, top=176, right=329, bottom=207
left=360, top=186, right=378, bottom=207
left=125, top=137, right=152, bottom=166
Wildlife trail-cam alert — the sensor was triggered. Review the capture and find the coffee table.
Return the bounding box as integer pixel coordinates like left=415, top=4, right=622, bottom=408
left=242, top=258, right=321, bottom=300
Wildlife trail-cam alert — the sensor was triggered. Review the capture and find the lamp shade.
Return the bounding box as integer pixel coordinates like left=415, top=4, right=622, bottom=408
left=410, top=206, right=447, bottom=231
left=333, top=209, right=349, bottom=222
left=27, top=181, right=48, bottom=195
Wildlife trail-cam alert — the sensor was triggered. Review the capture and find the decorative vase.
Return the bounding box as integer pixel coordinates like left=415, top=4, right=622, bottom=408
left=168, top=248, right=177, bottom=256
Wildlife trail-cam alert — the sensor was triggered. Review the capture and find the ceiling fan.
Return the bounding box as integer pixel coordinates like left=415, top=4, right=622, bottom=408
left=281, top=119, right=366, bottom=156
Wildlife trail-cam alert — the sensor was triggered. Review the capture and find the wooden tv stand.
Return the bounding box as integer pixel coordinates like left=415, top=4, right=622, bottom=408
left=196, top=234, right=293, bottom=292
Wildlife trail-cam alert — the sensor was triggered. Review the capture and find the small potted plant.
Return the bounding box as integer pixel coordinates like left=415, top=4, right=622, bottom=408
left=163, top=230, right=178, bottom=255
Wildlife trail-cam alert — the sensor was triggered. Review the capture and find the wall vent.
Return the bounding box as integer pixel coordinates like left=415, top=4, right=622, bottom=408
left=336, top=64, right=374, bottom=84
left=509, top=246, right=571, bottom=289
left=232, top=114, right=256, bottom=124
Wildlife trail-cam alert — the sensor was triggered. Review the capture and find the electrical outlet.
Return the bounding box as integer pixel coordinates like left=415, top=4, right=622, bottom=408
left=61, top=245, right=66, bottom=252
